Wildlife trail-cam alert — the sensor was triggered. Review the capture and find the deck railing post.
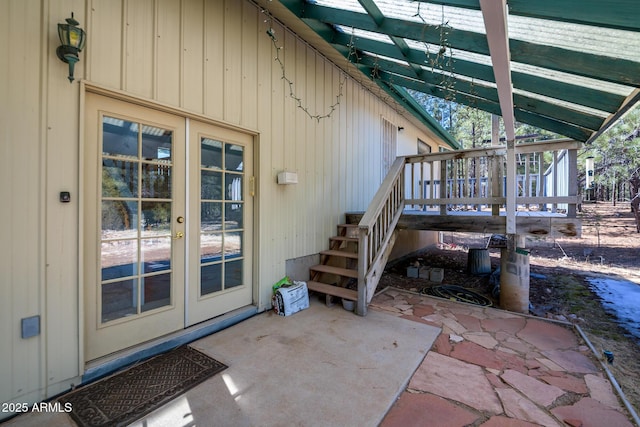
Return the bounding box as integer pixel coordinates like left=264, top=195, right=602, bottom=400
left=440, top=160, right=447, bottom=215
left=357, top=227, right=368, bottom=316
left=568, top=148, right=578, bottom=218
left=491, top=156, right=501, bottom=216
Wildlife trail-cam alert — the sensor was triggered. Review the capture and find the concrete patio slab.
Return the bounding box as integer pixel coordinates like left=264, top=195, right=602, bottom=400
left=181, top=298, right=440, bottom=427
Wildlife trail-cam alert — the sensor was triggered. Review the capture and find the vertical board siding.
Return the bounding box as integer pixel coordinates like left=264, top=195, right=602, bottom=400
left=88, top=0, right=123, bottom=88
left=203, top=0, right=224, bottom=119
left=182, top=0, right=204, bottom=112
left=241, top=3, right=258, bottom=129
left=124, top=0, right=155, bottom=97
left=1, top=0, right=47, bottom=403
left=45, top=0, right=85, bottom=393
left=223, top=0, right=242, bottom=124
left=156, top=0, right=181, bottom=105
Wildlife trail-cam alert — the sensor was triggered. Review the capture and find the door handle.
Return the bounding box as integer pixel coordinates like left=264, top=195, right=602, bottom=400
left=174, top=231, right=184, bottom=239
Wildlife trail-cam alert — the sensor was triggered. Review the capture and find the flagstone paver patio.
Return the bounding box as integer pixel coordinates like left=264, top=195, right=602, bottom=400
left=373, top=288, right=635, bottom=427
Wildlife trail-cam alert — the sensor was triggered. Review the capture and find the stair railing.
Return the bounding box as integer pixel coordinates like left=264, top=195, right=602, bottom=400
left=357, top=157, right=406, bottom=315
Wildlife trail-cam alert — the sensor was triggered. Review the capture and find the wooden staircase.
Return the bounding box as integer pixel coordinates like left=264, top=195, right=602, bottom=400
left=307, top=224, right=359, bottom=305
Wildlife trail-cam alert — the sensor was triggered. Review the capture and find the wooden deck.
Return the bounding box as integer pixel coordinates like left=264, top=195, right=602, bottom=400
left=347, top=208, right=581, bottom=238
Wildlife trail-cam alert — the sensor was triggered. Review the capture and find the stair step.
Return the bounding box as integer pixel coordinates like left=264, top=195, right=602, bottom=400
left=338, top=223, right=359, bottom=238
left=330, top=236, right=358, bottom=243
left=306, top=281, right=357, bottom=301
left=309, top=264, right=358, bottom=279
left=320, top=249, right=358, bottom=259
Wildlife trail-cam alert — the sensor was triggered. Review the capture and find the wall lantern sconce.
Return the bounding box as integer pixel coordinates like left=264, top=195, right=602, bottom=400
left=56, top=13, right=86, bottom=83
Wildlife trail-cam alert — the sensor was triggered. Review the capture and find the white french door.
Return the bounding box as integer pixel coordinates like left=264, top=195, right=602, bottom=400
left=186, top=120, right=253, bottom=326
left=84, top=93, right=253, bottom=361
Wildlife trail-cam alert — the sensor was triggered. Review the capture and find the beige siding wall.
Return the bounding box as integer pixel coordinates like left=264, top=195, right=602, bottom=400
left=0, top=0, right=84, bottom=407
left=0, top=0, right=441, bottom=411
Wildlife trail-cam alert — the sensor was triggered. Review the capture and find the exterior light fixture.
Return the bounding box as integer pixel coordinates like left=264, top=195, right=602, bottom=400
left=56, top=13, right=86, bottom=83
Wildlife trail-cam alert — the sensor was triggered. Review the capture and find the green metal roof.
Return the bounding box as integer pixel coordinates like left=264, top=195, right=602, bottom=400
left=268, top=0, right=640, bottom=144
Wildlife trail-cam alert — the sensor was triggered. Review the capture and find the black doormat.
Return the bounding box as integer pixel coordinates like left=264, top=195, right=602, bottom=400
left=59, top=345, right=227, bottom=427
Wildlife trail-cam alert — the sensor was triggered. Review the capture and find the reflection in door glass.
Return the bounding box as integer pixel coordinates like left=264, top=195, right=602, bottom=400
left=100, top=115, right=173, bottom=322
left=102, top=279, right=137, bottom=322
left=141, top=274, right=171, bottom=312
left=102, top=160, right=138, bottom=198
left=103, top=117, right=138, bottom=158
left=201, top=139, right=222, bottom=169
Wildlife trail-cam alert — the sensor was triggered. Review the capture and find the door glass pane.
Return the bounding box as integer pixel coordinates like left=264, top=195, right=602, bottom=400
left=201, top=139, right=222, bottom=169
left=201, top=202, right=222, bottom=230
left=225, top=260, right=243, bottom=289
left=99, top=116, right=173, bottom=323
left=141, top=202, right=171, bottom=236
left=101, top=240, right=137, bottom=281
left=201, top=264, right=222, bottom=295
left=200, top=137, right=246, bottom=297
left=225, top=144, right=243, bottom=171
left=225, top=174, right=242, bottom=201
left=142, top=163, right=171, bottom=198
left=141, top=274, right=171, bottom=312
left=103, top=117, right=138, bottom=158
left=224, top=232, right=242, bottom=258
left=103, top=160, right=138, bottom=198
left=141, top=126, right=172, bottom=161
left=201, top=232, right=222, bottom=263
left=101, top=201, right=138, bottom=239
left=102, top=279, right=137, bottom=322
left=201, top=171, right=222, bottom=200
left=142, top=237, right=171, bottom=273
left=225, top=203, right=242, bottom=229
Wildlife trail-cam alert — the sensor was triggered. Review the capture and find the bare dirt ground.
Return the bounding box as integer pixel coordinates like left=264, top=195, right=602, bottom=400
left=378, top=201, right=640, bottom=414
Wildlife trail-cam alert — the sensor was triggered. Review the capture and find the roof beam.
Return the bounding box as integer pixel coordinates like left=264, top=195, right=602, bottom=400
left=360, top=55, right=604, bottom=131
left=375, top=71, right=594, bottom=141
left=413, top=0, right=640, bottom=32
left=356, top=0, right=425, bottom=78
left=507, top=0, right=640, bottom=32
left=302, top=4, right=640, bottom=86
left=480, top=0, right=514, bottom=140
left=587, top=88, right=640, bottom=144
left=331, top=34, right=625, bottom=114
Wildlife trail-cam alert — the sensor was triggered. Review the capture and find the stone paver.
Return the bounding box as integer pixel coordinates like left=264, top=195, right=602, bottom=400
left=584, top=374, right=623, bottom=409
left=551, top=397, right=634, bottom=427
left=481, top=415, right=543, bottom=426
left=539, top=374, right=588, bottom=394
left=463, top=331, right=499, bottom=349
left=516, top=318, right=578, bottom=350
left=495, top=388, right=563, bottom=427
left=542, top=349, right=599, bottom=374
left=409, top=352, right=503, bottom=414
left=371, top=289, right=635, bottom=427
left=380, top=392, right=479, bottom=427
left=500, top=369, right=565, bottom=407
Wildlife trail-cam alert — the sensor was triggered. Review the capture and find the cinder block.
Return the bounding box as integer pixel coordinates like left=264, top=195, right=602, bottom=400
left=430, top=268, right=444, bottom=283
left=406, top=266, right=419, bottom=278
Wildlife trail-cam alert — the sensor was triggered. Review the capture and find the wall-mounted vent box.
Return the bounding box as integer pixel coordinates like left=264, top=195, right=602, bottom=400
left=277, top=171, right=298, bottom=185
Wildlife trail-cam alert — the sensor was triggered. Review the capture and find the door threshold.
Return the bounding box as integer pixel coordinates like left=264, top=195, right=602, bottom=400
left=83, top=305, right=258, bottom=384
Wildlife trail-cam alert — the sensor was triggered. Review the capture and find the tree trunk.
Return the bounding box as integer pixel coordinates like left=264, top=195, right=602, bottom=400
left=629, top=172, right=640, bottom=232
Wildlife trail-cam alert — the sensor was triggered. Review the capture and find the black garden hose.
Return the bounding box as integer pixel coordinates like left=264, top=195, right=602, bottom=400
left=421, top=284, right=493, bottom=307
